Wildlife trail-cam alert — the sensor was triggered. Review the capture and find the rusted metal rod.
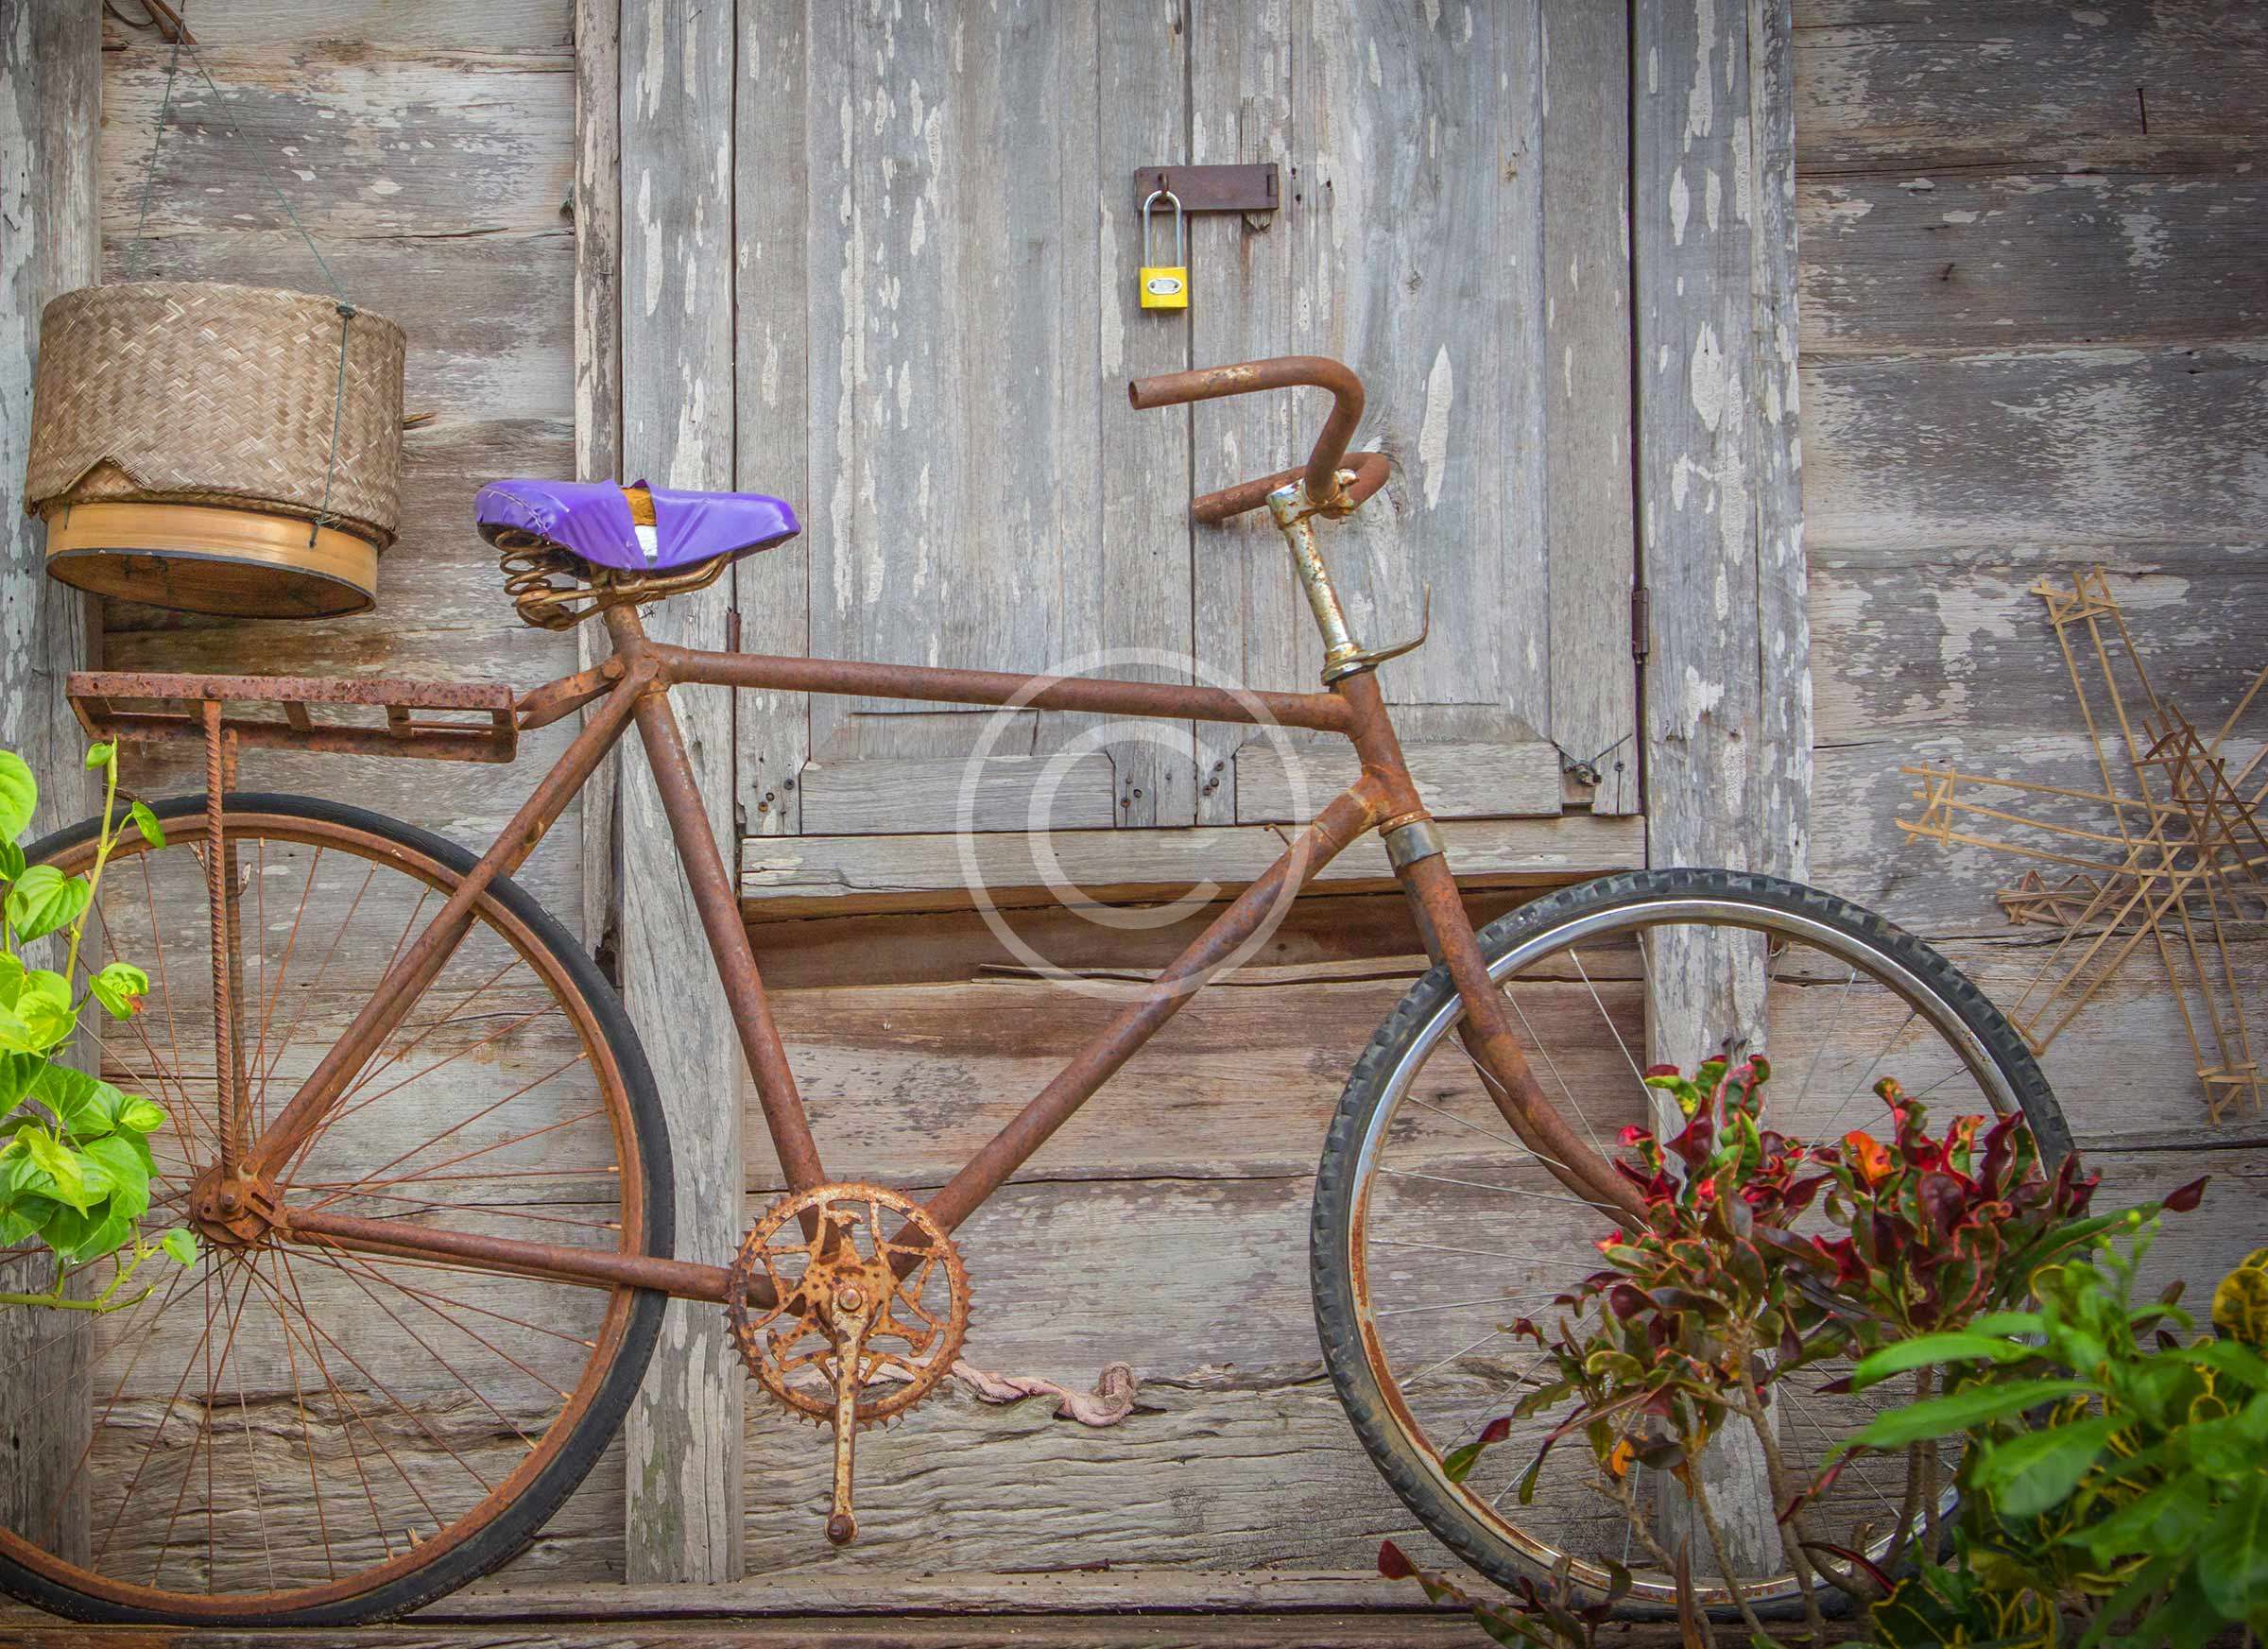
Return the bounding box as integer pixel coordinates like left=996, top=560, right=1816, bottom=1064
left=284, top=1205, right=763, bottom=1307
left=1129, top=354, right=1366, bottom=516
left=1330, top=667, right=1646, bottom=1225
left=661, top=644, right=1354, bottom=734
left=242, top=666, right=651, bottom=1178
left=1192, top=450, right=1392, bottom=525
left=621, top=619, right=828, bottom=1195
left=204, top=702, right=246, bottom=1182
left=921, top=780, right=1384, bottom=1235
left=1399, top=849, right=1647, bottom=1227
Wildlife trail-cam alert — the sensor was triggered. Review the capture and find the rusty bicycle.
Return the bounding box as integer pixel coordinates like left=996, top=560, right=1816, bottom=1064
left=0, top=356, right=2067, bottom=1624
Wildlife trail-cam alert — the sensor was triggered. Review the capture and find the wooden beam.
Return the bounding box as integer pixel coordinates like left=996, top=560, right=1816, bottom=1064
left=740, top=814, right=1645, bottom=917
left=611, top=0, right=746, bottom=1586
left=572, top=0, right=624, bottom=963
left=0, top=0, right=99, bottom=1571
left=1633, top=0, right=1808, bottom=1575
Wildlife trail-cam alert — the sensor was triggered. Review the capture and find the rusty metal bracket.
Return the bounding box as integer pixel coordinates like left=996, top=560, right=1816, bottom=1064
left=1382, top=816, right=1445, bottom=870
left=69, top=671, right=518, bottom=764
left=1133, top=163, right=1279, bottom=214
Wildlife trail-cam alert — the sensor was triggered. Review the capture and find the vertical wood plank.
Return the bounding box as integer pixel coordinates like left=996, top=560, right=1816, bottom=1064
left=574, top=0, right=624, bottom=959
left=616, top=0, right=745, bottom=1586
left=797, top=0, right=1143, bottom=834
left=1543, top=0, right=1641, bottom=816
left=1192, top=2, right=1555, bottom=822
left=1748, top=0, right=1808, bottom=879
left=1097, top=0, right=1195, bottom=829
left=1634, top=0, right=1806, bottom=1574
left=0, top=0, right=99, bottom=1568
left=1186, top=9, right=1295, bottom=828
left=734, top=0, right=809, bottom=839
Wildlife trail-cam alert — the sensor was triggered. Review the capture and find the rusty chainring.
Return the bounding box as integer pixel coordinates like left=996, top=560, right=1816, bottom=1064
left=726, top=1182, right=969, bottom=1429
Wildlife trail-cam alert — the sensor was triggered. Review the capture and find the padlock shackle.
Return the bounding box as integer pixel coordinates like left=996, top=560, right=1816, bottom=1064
left=1140, top=188, right=1184, bottom=265
left=1127, top=354, right=1367, bottom=519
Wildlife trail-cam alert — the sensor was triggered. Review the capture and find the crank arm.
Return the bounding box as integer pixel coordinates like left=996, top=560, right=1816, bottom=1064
left=826, top=1291, right=875, bottom=1545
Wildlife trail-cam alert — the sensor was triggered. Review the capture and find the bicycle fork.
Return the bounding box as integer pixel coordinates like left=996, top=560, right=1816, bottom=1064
left=1270, top=474, right=1645, bottom=1228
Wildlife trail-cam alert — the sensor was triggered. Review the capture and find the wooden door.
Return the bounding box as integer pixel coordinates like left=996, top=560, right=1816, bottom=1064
left=735, top=1, right=1640, bottom=902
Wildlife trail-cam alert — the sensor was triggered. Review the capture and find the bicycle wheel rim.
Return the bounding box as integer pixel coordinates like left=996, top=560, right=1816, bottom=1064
left=1325, top=878, right=2048, bottom=1613
left=0, top=799, right=662, bottom=1622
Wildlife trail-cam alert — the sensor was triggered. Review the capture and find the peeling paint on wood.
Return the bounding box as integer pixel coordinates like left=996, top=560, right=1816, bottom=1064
left=612, top=0, right=747, bottom=1587
left=1634, top=0, right=1806, bottom=1571
left=0, top=0, right=100, bottom=1566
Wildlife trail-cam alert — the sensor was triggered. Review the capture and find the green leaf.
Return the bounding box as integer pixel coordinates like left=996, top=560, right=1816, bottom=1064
left=2196, top=1476, right=2268, bottom=1624
left=6, top=865, right=90, bottom=942
left=1850, top=1331, right=2037, bottom=1391
left=2191, top=1340, right=2268, bottom=1393
left=0, top=752, right=35, bottom=841
left=88, top=962, right=148, bottom=1021
left=29, top=1062, right=122, bottom=1139
left=2070, top=1476, right=2212, bottom=1565
left=43, top=1202, right=130, bottom=1266
left=0, top=1195, right=53, bottom=1245
left=80, top=1134, right=148, bottom=1220
left=113, top=1094, right=166, bottom=1136
left=13, top=1125, right=85, bottom=1211
left=161, top=1227, right=198, bottom=1266
left=128, top=799, right=164, bottom=849
left=0, top=839, right=24, bottom=884
left=1966, top=1310, right=2046, bottom=1337
left=0, top=971, right=76, bottom=1052
left=0, top=1049, right=40, bottom=1113
left=1972, top=1414, right=2122, bottom=1517
left=1839, top=1379, right=2097, bottom=1453
left=82, top=743, right=113, bottom=771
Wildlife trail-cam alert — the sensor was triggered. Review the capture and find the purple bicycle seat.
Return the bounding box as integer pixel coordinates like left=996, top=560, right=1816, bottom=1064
left=474, top=478, right=800, bottom=574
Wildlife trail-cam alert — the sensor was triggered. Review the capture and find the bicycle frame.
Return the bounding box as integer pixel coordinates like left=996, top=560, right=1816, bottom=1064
left=232, top=363, right=1649, bottom=1311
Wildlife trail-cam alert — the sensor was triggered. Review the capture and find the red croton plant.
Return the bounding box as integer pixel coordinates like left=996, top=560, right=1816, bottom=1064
left=1379, top=1055, right=2201, bottom=1647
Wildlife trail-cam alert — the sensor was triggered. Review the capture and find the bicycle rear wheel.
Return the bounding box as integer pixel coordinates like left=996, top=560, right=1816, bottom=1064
left=1312, top=868, right=2066, bottom=1617
left=0, top=795, right=670, bottom=1624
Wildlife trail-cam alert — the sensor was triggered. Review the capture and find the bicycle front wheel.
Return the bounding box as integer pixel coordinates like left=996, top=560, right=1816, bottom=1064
left=1312, top=868, right=2066, bottom=1617
left=0, top=795, right=671, bottom=1624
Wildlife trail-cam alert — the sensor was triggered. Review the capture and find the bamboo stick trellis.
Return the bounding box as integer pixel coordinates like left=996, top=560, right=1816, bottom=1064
left=1898, top=569, right=2267, bottom=1122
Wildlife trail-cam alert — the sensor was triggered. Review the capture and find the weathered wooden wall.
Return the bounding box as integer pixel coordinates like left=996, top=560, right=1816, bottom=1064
left=49, top=0, right=2263, bottom=1624
left=1796, top=0, right=2268, bottom=1288
left=96, top=1, right=587, bottom=936
left=87, top=0, right=632, bottom=1586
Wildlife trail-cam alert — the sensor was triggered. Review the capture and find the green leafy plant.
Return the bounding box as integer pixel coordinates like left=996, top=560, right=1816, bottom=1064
left=0, top=743, right=195, bottom=1310
left=1844, top=1225, right=2266, bottom=1649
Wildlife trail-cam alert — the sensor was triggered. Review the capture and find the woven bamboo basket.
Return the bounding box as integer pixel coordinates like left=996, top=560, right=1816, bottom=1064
left=26, top=282, right=406, bottom=618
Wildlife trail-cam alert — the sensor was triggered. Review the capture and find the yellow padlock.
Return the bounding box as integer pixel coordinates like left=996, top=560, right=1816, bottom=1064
left=1140, top=188, right=1190, bottom=312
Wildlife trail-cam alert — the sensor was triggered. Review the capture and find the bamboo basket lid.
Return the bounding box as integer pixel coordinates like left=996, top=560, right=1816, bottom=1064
left=26, top=282, right=405, bottom=618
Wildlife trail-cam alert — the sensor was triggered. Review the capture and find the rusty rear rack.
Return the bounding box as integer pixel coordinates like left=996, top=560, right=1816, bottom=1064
left=67, top=671, right=519, bottom=764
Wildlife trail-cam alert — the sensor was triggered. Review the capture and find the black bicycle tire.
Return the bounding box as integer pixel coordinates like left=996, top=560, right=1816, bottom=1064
left=0, top=792, right=675, bottom=1626
left=1311, top=867, right=2068, bottom=1618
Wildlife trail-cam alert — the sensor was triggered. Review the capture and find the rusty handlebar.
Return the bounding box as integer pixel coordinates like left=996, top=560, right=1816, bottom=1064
left=1127, top=354, right=1389, bottom=524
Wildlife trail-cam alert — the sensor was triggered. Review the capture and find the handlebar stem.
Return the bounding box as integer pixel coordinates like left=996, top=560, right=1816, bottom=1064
left=1267, top=479, right=1367, bottom=682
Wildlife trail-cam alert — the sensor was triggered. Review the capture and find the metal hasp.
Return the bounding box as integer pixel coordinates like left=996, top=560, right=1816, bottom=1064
left=1132, top=163, right=1279, bottom=214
